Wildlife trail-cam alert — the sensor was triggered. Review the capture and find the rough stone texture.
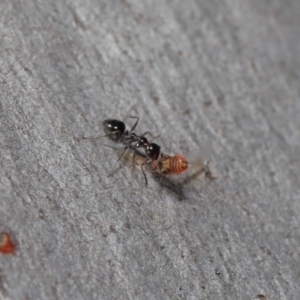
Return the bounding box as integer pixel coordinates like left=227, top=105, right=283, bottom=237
left=0, top=0, right=299, bottom=299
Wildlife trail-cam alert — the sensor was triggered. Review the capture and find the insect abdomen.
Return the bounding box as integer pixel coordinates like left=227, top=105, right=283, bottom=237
left=170, top=155, right=188, bottom=174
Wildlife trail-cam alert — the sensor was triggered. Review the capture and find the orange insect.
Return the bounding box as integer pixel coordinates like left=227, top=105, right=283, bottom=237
left=0, top=233, right=15, bottom=255
left=147, top=147, right=213, bottom=180
left=151, top=153, right=188, bottom=175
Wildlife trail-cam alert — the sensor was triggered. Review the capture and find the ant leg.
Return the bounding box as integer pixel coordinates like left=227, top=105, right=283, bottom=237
left=64, top=127, right=105, bottom=140
left=81, top=131, right=120, bottom=140
left=141, top=161, right=148, bottom=186
left=64, top=127, right=116, bottom=141
left=129, top=116, right=139, bottom=133
left=107, top=146, right=128, bottom=177
left=65, top=129, right=121, bottom=141
left=140, top=161, right=149, bottom=187
left=131, top=149, right=136, bottom=173
left=142, top=131, right=160, bottom=140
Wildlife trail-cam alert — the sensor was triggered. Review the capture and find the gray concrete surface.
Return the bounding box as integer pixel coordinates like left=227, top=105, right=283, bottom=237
left=1, top=0, right=300, bottom=299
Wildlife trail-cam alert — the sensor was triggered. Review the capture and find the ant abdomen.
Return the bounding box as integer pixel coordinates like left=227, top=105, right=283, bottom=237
left=102, top=119, right=126, bottom=142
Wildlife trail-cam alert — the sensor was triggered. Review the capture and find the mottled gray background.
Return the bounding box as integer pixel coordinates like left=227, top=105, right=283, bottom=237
left=0, top=0, right=300, bottom=299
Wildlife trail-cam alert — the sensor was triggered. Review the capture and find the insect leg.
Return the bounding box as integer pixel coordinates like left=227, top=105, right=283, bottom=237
left=81, top=131, right=121, bottom=140
left=63, top=127, right=120, bottom=141
left=131, top=150, right=136, bottom=173
left=129, top=116, right=139, bottom=133
left=107, top=145, right=128, bottom=177
left=140, top=159, right=152, bottom=187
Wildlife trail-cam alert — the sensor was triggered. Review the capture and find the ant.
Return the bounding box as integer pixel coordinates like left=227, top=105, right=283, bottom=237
left=82, top=117, right=161, bottom=185
left=78, top=117, right=189, bottom=186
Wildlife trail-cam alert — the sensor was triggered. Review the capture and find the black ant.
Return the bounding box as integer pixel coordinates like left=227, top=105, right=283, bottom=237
left=82, top=117, right=161, bottom=186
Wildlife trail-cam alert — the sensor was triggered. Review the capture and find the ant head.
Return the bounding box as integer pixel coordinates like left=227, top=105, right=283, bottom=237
left=146, top=143, right=160, bottom=160
left=102, top=119, right=125, bottom=142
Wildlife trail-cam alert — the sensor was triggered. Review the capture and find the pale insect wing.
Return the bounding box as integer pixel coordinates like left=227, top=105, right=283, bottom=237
left=179, top=145, right=212, bottom=176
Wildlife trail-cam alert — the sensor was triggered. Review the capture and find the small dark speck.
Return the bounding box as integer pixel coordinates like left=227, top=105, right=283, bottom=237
left=108, top=260, right=114, bottom=267
left=179, top=286, right=183, bottom=291
left=261, top=246, right=271, bottom=255
left=110, top=226, right=117, bottom=233
left=39, top=209, right=45, bottom=220
left=153, top=96, right=160, bottom=104
left=160, top=245, right=165, bottom=250
left=256, top=295, right=266, bottom=300
left=201, top=286, right=205, bottom=290
left=203, top=100, right=212, bottom=108
left=215, top=269, right=221, bottom=275
left=183, top=109, right=190, bottom=115
left=124, top=223, right=131, bottom=229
